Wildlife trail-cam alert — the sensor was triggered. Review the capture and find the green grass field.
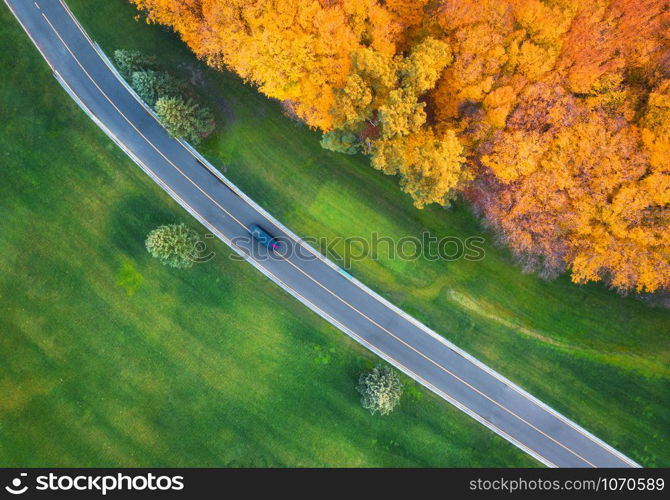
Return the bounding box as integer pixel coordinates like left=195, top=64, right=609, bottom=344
left=0, top=4, right=539, bottom=467
left=60, top=0, right=670, bottom=467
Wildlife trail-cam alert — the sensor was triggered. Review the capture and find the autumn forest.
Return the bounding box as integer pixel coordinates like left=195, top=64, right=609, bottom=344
left=131, top=0, right=670, bottom=295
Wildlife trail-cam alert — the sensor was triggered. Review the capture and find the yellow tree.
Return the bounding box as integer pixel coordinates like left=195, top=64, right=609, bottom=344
left=481, top=111, right=669, bottom=292
left=330, top=73, right=373, bottom=128
left=481, top=130, right=547, bottom=182
left=132, top=0, right=406, bottom=130
left=401, top=37, right=452, bottom=94
left=482, top=85, right=518, bottom=128
left=372, top=130, right=470, bottom=208
left=378, top=88, right=427, bottom=139
left=433, top=8, right=512, bottom=122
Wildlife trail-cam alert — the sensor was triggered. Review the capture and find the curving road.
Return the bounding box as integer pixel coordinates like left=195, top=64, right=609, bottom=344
left=5, top=0, right=640, bottom=468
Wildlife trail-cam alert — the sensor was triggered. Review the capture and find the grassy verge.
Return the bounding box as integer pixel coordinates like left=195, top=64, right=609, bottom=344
left=0, top=4, right=537, bottom=467
left=63, top=0, right=670, bottom=466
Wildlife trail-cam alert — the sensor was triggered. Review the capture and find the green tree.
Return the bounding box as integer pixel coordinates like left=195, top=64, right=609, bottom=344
left=356, top=365, right=403, bottom=416
left=351, top=48, right=398, bottom=98
left=131, top=70, right=182, bottom=107
left=330, top=73, right=374, bottom=128
left=113, top=49, right=158, bottom=80
left=399, top=130, right=470, bottom=208
left=320, top=129, right=360, bottom=155
left=145, top=223, right=200, bottom=269
left=401, top=37, right=453, bottom=94
left=155, top=96, right=215, bottom=145
left=378, top=88, right=426, bottom=139
left=372, top=130, right=470, bottom=208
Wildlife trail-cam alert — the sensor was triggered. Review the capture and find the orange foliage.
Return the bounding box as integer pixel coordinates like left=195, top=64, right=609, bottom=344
left=131, top=0, right=670, bottom=294
left=133, top=0, right=404, bottom=129
left=557, top=0, right=670, bottom=93
left=477, top=112, right=669, bottom=292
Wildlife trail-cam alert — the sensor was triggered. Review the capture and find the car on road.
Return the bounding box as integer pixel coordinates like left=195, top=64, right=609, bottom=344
left=249, top=223, right=280, bottom=251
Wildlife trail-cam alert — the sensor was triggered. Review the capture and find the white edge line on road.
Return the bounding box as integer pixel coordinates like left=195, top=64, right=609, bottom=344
left=5, top=1, right=53, bottom=71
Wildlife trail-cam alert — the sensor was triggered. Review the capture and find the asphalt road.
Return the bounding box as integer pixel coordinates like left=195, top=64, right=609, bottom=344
left=5, top=0, right=640, bottom=468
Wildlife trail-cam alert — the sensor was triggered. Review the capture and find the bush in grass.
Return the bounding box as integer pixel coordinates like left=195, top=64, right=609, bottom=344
left=145, top=223, right=200, bottom=269
left=320, top=129, right=360, bottom=155
left=113, top=49, right=158, bottom=80
left=155, top=96, right=215, bottom=145
left=131, top=70, right=183, bottom=107
left=356, top=365, right=403, bottom=416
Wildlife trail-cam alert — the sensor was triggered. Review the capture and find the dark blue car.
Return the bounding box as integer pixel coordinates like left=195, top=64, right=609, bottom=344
left=249, top=224, right=280, bottom=251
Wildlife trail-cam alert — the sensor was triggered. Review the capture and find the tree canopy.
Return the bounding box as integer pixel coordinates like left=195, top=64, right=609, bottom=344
left=155, top=96, right=215, bottom=144
left=356, top=365, right=403, bottom=416
left=145, top=223, right=200, bottom=269
left=131, top=69, right=182, bottom=107
left=132, top=0, right=670, bottom=294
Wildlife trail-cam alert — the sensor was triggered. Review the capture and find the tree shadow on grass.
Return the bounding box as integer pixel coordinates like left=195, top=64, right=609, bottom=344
left=104, top=193, right=182, bottom=260
left=172, top=259, right=241, bottom=310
